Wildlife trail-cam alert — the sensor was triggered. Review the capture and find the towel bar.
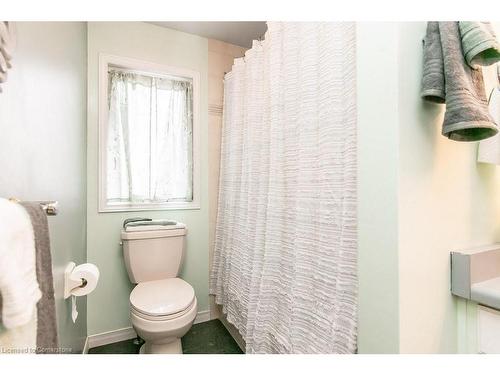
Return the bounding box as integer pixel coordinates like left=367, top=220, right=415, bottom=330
left=39, top=201, right=58, bottom=216
left=8, top=198, right=58, bottom=215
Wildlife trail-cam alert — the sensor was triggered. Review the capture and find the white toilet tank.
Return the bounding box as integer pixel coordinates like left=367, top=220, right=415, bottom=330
left=121, top=223, right=187, bottom=284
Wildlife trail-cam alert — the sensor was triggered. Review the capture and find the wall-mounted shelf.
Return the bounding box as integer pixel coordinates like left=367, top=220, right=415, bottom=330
left=451, top=244, right=500, bottom=310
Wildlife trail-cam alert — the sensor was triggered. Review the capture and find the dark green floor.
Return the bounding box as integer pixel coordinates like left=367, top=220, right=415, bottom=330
left=88, top=319, right=243, bottom=354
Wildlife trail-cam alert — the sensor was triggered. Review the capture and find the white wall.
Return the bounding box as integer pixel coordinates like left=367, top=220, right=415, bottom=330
left=86, top=22, right=209, bottom=335
left=0, top=22, right=88, bottom=352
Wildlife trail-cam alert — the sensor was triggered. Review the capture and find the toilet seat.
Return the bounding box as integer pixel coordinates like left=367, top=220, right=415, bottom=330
left=130, top=278, right=195, bottom=319
left=131, top=299, right=196, bottom=321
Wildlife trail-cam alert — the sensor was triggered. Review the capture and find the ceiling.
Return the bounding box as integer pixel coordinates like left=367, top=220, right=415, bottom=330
left=148, top=22, right=267, bottom=48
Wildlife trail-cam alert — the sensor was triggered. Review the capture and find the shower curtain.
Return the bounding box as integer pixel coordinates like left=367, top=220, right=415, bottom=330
left=210, top=22, right=357, bottom=354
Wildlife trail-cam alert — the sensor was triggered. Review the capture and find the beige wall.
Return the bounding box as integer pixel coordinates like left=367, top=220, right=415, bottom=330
left=358, top=22, right=500, bottom=354
left=207, top=39, right=246, bottom=319
left=455, top=23, right=500, bottom=354
left=398, top=22, right=500, bottom=354
left=0, top=22, right=88, bottom=352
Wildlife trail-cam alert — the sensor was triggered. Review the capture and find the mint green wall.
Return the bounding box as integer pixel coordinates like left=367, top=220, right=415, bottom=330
left=457, top=299, right=479, bottom=353
left=86, top=22, right=209, bottom=335
left=0, top=22, right=88, bottom=352
left=357, top=22, right=401, bottom=353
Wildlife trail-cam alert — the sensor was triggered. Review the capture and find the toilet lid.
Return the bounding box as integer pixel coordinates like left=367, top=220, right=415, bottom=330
left=130, top=278, right=195, bottom=317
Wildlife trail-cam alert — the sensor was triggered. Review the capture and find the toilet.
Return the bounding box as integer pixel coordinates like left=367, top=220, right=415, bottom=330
left=121, top=222, right=197, bottom=354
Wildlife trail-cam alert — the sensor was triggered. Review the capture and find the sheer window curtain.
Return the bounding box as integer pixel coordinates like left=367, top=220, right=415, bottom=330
left=106, top=71, right=193, bottom=204
left=210, top=22, right=357, bottom=354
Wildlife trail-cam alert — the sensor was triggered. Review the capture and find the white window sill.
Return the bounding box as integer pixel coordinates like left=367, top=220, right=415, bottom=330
left=98, top=201, right=200, bottom=213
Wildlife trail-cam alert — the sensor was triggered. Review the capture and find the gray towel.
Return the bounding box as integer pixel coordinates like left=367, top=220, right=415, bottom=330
left=125, top=219, right=177, bottom=228
left=421, top=21, right=499, bottom=142
left=459, top=22, right=500, bottom=68
left=20, top=202, right=59, bottom=354
left=421, top=22, right=446, bottom=103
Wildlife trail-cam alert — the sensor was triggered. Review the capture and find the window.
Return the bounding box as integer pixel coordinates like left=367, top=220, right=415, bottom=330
left=99, top=54, right=200, bottom=212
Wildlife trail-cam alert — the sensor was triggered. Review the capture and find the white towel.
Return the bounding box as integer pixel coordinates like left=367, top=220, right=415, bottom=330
left=0, top=312, right=37, bottom=353
left=0, top=198, right=42, bottom=329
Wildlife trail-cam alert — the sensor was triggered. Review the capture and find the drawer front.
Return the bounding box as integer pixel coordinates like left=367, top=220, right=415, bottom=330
left=478, top=305, right=500, bottom=353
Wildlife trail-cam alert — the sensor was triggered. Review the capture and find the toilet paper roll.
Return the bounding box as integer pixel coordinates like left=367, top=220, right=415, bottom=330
left=70, top=263, right=99, bottom=297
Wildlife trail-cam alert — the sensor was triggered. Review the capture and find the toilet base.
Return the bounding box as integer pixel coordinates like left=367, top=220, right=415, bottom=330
left=139, top=339, right=182, bottom=354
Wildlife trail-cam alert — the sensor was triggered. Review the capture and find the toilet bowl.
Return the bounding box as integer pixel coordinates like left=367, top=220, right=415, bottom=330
left=121, top=222, right=197, bottom=354
left=129, top=278, right=197, bottom=354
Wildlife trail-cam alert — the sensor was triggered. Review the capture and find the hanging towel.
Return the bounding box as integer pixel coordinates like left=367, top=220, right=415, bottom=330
left=478, top=65, right=500, bottom=164
left=0, top=312, right=38, bottom=354
left=19, top=202, right=59, bottom=353
left=421, top=22, right=446, bottom=103
left=459, top=22, right=500, bottom=68
left=421, top=21, right=500, bottom=142
left=0, top=198, right=41, bottom=329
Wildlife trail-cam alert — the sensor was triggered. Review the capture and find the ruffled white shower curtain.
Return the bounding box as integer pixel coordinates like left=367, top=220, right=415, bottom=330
left=210, top=22, right=357, bottom=354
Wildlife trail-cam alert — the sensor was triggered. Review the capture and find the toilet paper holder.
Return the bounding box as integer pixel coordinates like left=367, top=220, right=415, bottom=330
left=63, top=262, right=94, bottom=299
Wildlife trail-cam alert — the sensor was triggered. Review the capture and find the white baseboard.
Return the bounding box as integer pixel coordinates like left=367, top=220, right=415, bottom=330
left=82, top=337, right=90, bottom=354
left=194, top=310, right=210, bottom=325
left=84, top=310, right=211, bottom=350
left=87, top=327, right=137, bottom=349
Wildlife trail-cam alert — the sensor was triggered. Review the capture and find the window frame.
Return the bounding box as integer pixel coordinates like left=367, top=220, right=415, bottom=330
left=98, top=53, right=201, bottom=212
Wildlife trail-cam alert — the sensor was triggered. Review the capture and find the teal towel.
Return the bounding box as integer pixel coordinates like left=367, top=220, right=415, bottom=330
left=459, top=22, right=500, bottom=68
